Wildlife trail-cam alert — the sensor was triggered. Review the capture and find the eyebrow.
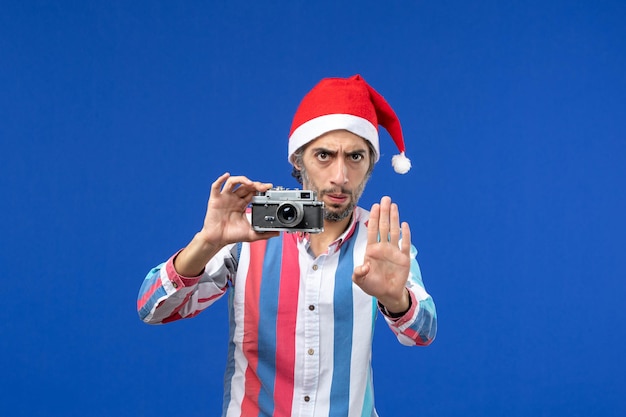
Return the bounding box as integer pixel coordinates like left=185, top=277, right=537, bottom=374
left=311, top=147, right=368, bottom=156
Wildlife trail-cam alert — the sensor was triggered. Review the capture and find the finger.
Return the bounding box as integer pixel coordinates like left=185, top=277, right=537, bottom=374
left=233, top=186, right=251, bottom=198
left=210, top=172, right=231, bottom=195
left=254, top=181, right=274, bottom=192
left=352, top=262, right=370, bottom=283
left=389, top=202, right=401, bottom=246
left=223, top=175, right=254, bottom=193
left=378, top=196, right=391, bottom=242
left=234, top=181, right=274, bottom=201
left=240, top=189, right=264, bottom=209
left=400, top=222, right=411, bottom=256
left=368, top=203, right=380, bottom=244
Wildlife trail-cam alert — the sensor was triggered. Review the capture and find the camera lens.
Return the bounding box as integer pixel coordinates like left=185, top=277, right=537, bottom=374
left=276, top=202, right=304, bottom=226
left=280, top=205, right=296, bottom=222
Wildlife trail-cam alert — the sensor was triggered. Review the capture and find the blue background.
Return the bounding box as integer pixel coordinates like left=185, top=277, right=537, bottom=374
left=2, top=1, right=625, bottom=416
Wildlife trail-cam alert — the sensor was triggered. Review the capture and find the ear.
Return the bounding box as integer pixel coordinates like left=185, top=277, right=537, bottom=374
left=292, top=156, right=304, bottom=171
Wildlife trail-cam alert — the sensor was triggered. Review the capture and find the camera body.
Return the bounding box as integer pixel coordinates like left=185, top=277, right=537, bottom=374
left=251, top=187, right=324, bottom=233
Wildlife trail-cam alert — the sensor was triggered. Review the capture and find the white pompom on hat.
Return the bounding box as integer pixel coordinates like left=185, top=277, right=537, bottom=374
left=288, top=74, right=411, bottom=174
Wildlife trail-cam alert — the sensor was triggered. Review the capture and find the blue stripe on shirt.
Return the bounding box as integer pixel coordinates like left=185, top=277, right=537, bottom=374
left=329, top=236, right=356, bottom=417
left=222, top=290, right=237, bottom=417
left=137, top=266, right=167, bottom=321
left=256, top=236, right=283, bottom=416
left=361, top=370, right=375, bottom=417
left=361, top=298, right=378, bottom=417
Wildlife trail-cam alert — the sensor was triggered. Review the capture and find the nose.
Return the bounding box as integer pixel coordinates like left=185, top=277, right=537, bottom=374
left=330, top=158, right=348, bottom=185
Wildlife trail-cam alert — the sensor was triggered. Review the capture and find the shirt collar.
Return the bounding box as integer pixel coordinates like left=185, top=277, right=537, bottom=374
left=298, top=207, right=361, bottom=251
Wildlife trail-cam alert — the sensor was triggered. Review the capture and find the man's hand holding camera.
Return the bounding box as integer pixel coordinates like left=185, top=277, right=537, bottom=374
left=174, top=173, right=279, bottom=277
left=202, top=173, right=280, bottom=245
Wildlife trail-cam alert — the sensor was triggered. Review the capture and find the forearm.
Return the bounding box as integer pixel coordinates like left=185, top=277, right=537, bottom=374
left=173, top=231, right=224, bottom=277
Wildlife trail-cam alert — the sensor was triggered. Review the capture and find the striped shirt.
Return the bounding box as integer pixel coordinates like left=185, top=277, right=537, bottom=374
left=137, top=207, right=437, bottom=417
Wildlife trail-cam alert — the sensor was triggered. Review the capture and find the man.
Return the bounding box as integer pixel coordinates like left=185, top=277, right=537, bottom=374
left=137, top=74, right=437, bottom=417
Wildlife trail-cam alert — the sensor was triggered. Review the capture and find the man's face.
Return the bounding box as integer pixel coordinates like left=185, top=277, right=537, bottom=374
left=297, top=130, right=373, bottom=222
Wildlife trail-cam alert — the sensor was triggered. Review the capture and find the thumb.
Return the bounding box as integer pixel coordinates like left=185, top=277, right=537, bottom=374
left=352, top=262, right=370, bottom=283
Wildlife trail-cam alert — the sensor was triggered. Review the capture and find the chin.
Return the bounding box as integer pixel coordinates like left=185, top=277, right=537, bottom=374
left=324, top=203, right=355, bottom=222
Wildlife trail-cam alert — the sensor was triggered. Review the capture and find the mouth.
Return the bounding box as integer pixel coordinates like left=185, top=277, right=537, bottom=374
left=325, top=193, right=349, bottom=205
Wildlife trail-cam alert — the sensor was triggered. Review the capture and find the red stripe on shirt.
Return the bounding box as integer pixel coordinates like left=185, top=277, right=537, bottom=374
left=273, top=233, right=300, bottom=416
left=137, top=278, right=163, bottom=311
left=240, top=239, right=266, bottom=417
left=162, top=290, right=194, bottom=323
left=198, top=285, right=227, bottom=303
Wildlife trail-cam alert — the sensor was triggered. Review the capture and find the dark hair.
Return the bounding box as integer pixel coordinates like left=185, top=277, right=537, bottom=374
left=290, top=139, right=377, bottom=185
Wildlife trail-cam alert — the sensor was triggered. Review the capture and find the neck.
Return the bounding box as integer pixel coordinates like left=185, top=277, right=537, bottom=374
left=308, top=213, right=352, bottom=257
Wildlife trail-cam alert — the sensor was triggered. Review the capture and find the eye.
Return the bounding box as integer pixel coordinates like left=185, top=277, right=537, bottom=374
left=316, top=151, right=330, bottom=161
left=350, top=153, right=364, bottom=162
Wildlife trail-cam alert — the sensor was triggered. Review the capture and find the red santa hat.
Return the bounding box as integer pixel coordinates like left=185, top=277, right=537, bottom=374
left=288, top=74, right=411, bottom=174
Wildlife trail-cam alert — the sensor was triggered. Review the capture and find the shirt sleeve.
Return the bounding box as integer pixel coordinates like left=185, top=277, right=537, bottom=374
left=379, top=243, right=438, bottom=346
left=137, top=244, right=238, bottom=324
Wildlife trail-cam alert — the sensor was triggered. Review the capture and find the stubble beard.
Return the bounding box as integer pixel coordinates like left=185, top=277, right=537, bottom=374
left=300, top=168, right=368, bottom=222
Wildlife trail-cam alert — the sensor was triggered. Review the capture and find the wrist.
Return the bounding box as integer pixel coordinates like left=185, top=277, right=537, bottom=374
left=378, top=288, right=411, bottom=318
left=195, top=228, right=224, bottom=250
left=174, top=233, right=223, bottom=277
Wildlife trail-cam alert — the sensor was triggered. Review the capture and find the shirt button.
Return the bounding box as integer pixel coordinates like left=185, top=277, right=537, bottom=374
left=304, top=396, right=310, bottom=402
left=308, top=348, right=314, bottom=355
left=172, top=281, right=179, bottom=289
left=308, top=305, right=315, bottom=311
left=312, top=264, right=318, bottom=271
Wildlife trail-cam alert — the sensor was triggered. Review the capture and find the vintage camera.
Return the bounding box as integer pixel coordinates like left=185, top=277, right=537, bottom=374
left=251, top=187, right=324, bottom=233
